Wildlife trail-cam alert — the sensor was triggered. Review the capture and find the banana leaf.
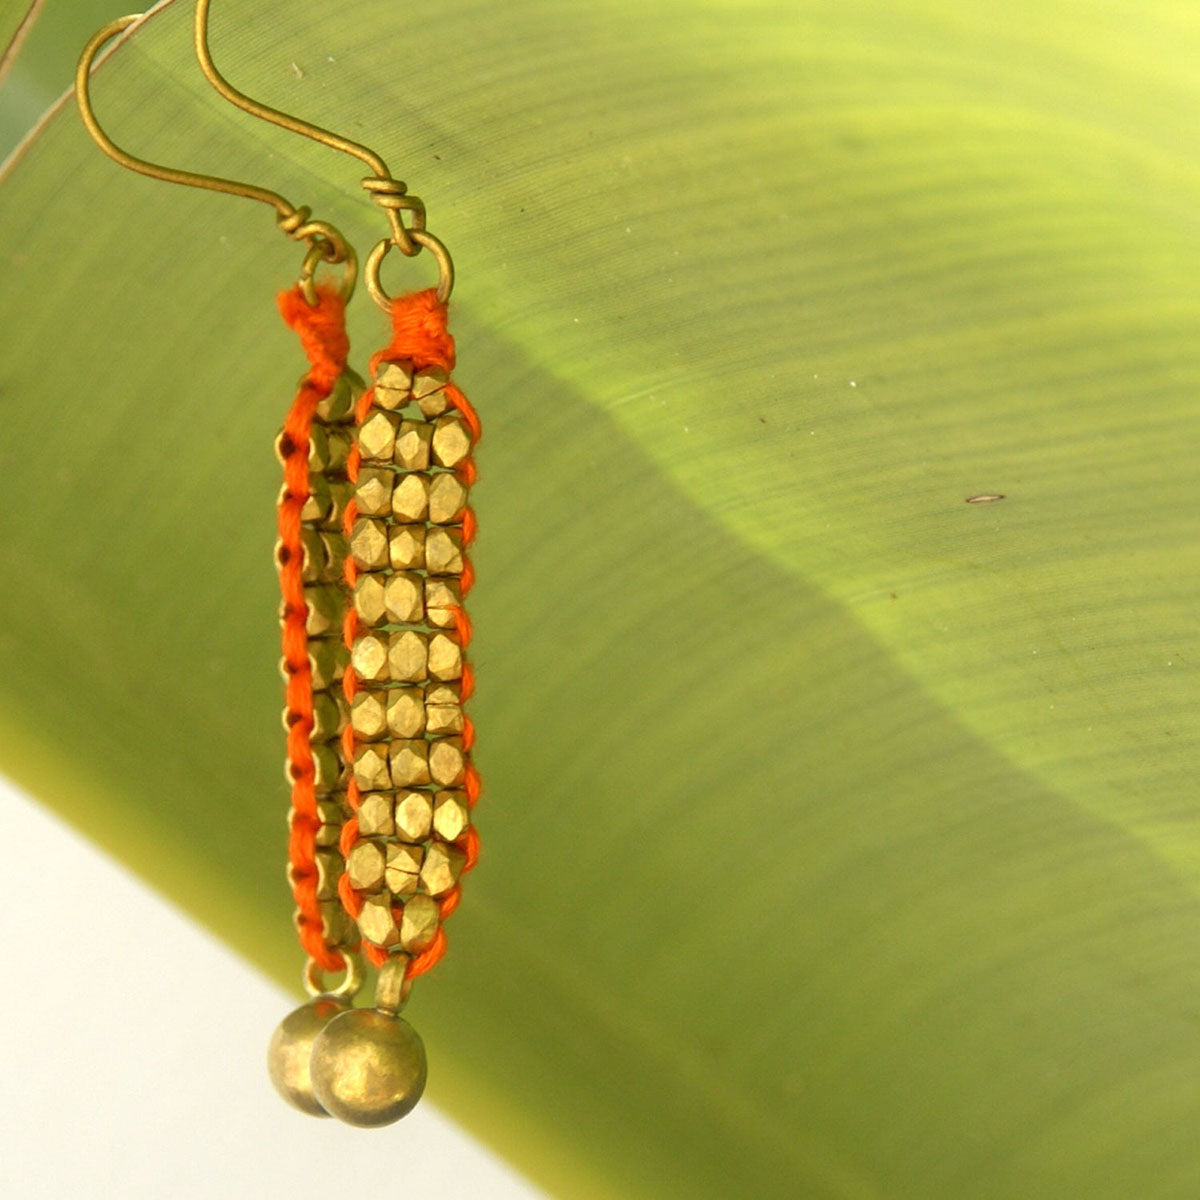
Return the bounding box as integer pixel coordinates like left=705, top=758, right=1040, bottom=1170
left=1, top=0, right=1198, bottom=1196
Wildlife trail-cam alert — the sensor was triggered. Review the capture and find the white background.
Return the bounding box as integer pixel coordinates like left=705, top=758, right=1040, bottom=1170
left=0, top=775, right=548, bottom=1200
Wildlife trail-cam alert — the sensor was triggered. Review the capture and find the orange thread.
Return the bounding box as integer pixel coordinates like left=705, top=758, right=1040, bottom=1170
left=276, top=284, right=351, bottom=975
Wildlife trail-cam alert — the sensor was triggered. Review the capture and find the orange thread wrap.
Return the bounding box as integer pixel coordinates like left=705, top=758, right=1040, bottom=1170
left=276, top=285, right=351, bottom=974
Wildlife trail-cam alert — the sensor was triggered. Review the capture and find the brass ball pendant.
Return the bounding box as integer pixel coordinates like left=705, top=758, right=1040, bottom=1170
left=309, top=1007, right=428, bottom=1127
left=266, top=996, right=349, bottom=1116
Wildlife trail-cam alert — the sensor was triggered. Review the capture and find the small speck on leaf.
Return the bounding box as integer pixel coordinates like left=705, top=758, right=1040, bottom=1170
left=965, top=493, right=1005, bottom=504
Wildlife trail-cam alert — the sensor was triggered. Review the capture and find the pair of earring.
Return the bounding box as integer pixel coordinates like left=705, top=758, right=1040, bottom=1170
left=76, top=0, right=481, bottom=1128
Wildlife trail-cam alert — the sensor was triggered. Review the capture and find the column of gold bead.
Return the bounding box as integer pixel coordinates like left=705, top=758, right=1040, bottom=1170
left=342, top=359, right=477, bottom=958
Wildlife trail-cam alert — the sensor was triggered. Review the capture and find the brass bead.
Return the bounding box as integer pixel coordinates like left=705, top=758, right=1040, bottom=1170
left=384, top=571, right=424, bottom=624
left=433, top=789, right=470, bottom=841
left=412, top=366, right=449, bottom=417
left=357, top=792, right=395, bottom=837
left=295, top=527, right=326, bottom=582
left=354, top=572, right=388, bottom=627
left=431, top=415, right=472, bottom=469
left=266, top=995, right=348, bottom=1117
left=314, top=797, right=349, bottom=846
left=358, top=409, right=399, bottom=462
left=357, top=894, right=400, bottom=948
left=425, top=578, right=461, bottom=628
left=300, top=474, right=331, bottom=524
left=310, top=689, right=342, bottom=740
left=428, top=737, right=466, bottom=787
left=309, top=1007, right=427, bottom=1127
left=420, top=839, right=466, bottom=897
left=424, top=683, right=463, bottom=735
left=319, top=532, right=347, bottom=578
left=315, top=849, right=344, bottom=900
left=311, top=742, right=342, bottom=793
left=425, top=526, right=463, bottom=575
left=384, top=842, right=423, bottom=895
left=346, top=840, right=386, bottom=891
left=390, top=739, right=431, bottom=788
left=306, top=424, right=330, bottom=472
left=389, top=524, right=426, bottom=570
left=318, top=898, right=356, bottom=945
left=355, top=466, right=394, bottom=518
left=351, top=631, right=390, bottom=682
left=394, top=790, right=434, bottom=842
left=386, top=687, right=426, bottom=738
left=352, top=741, right=391, bottom=791
left=324, top=480, right=353, bottom=531
left=373, top=359, right=413, bottom=410
left=325, top=428, right=351, bottom=471
left=350, top=518, right=390, bottom=570
left=302, top=584, right=341, bottom=638
left=394, top=419, right=432, bottom=470
left=306, top=637, right=347, bottom=691
left=427, top=631, right=463, bottom=682
left=388, top=631, right=428, bottom=682
left=315, top=372, right=357, bottom=423
left=391, top=472, right=430, bottom=522
left=400, top=893, right=440, bottom=952
left=351, top=690, right=388, bottom=741
left=428, top=472, right=467, bottom=524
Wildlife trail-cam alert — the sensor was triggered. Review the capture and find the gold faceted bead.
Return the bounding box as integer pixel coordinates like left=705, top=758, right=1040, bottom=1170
left=307, top=638, right=346, bottom=691
left=384, top=842, right=423, bottom=895
left=346, top=840, right=386, bottom=892
left=386, top=687, right=426, bottom=738
left=428, top=737, right=466, bottom=787
left=400, top=893, right=440, bottom=952
left=350, top=518, right=390, bottom=570
left=325, top=429, right=351, bottom=471
left=427, top=631, right=463, bottom=682
left=309, top=1007, right=427, bottom=1128
left=315, top=849, right=344, bottom=900
left=300, top=474, right=331, bottom=524
left=390, top=739, right=431, bottom=788
left=306, top=424, right=330, bottom=472
left=355, top=466, right=394, bottom=518
left=311, top=742, right=342, bottom=793
left=425, top=578, right=461, bottom=628
left=424, top=526, right=463, bottom=576
left=351, top=690, right=388, bottom=741
left=315, top=372, right=357, bottom=422
left=319, top=532, right=347, bottom=578
left=424, top=683, right=463, bottom=735
left=433, top=790, right=470, bottom=842
left=431, top=415, right=472, bottom=469
left=394, top=419, right=433, bottom=470
left=389, top=524, right=426, bottom=570
left=324, top=480, right=353, bottom=531
left=428, top=472, right=467, bottom=524
left=352, top=742, right=391, bottom=791
left=388, top=631, right=428, bottom=682
left=302, top=584, right=341, bottom=638
left=412, top=366, right=449, bottom=416
left=357, top=894, right=400, bottom=948
left=351, top=631, right=390, bottom=682
left=394, top=790, right=434, bottom=843
left=319, top=898, right=356, bottom=945
left=296, top=528, right=326, bottom=582
left=354, top=572, right=387, bottom=627
left=420, top=839, right=467, bottom=897
left=358, top=409, right=399, bottom=462
left=373, top=359, right=413, bottom=410
left=314, top=797, right=349, bottom=847
left=384, top=571, right=424, bottom=624
left=357, top=792, right=395, bottom=837
left=266, top=995, right=348, bottom=1117
left=310, top=689, right=342, bottom=741
left=391, top=472, right=430, bottom=522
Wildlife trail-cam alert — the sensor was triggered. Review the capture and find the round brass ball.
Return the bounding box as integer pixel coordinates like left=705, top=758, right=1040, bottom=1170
left=309, top=1007, right=427, bottom=1127
left=266, top=996, right=349, bottom=1116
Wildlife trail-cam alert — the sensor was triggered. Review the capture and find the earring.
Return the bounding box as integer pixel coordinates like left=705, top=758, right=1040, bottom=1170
left=77, top=0, right=481, bottom=1130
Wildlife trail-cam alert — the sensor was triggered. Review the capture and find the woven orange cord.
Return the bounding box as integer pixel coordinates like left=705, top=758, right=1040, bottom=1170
left=277, top=284, right=352, bottom=975
left=341, top=287, right=482, bottom=978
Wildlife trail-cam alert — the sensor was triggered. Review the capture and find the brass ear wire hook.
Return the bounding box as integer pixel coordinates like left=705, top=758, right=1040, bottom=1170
left=76, top=14, right=356, bottom=304
left=193, top=0, right=453, bottom=308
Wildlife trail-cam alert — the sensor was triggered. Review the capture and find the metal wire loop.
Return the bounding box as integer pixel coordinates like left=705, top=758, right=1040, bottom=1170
left=365, top=229, right=454, bottom=310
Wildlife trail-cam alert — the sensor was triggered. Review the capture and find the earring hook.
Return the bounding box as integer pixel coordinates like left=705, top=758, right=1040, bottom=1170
left=76, top=14, right=356, bottom=303
left=193, top=0, right=452, bottom=306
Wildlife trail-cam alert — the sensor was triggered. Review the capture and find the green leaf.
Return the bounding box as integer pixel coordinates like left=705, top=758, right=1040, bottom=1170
left=2, top=1, right=1199, bottom=1196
